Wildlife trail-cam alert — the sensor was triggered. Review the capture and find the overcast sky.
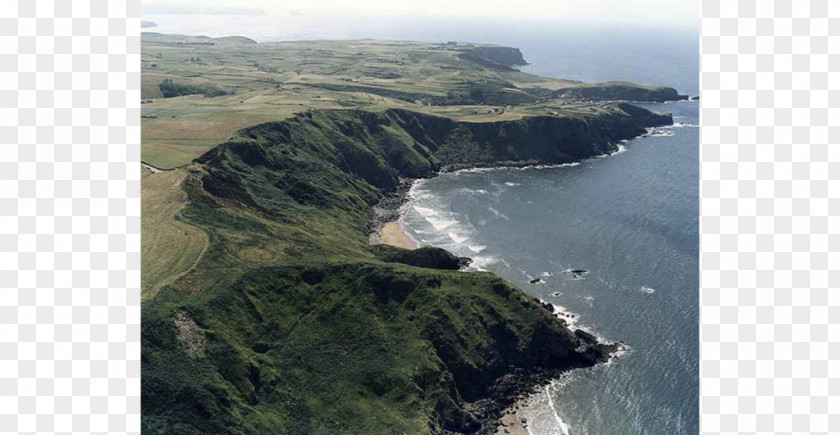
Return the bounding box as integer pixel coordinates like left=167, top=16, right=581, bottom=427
left=142, top=0, right=699, bottom=40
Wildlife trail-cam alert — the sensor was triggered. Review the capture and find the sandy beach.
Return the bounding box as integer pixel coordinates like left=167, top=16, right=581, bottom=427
left=496, top=399, right=530, bottom=435
left=372, top=221, right=420, bottom=250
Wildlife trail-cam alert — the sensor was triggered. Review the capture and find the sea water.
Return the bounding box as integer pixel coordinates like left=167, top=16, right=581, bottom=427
left=400, top=32, right=699, bottom=435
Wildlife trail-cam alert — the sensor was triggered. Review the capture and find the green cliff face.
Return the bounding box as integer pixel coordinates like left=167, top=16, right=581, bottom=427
left=471, top=46, right=529, bottom=67
left=457, top=46, right=529, bottom=71
left=555, top=82, right=688, bottom=102
left=142, top=106, right=670, bottom=434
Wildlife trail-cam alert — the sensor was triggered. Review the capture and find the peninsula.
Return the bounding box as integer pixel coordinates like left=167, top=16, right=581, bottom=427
left=141, top=34, right=675, bottom=434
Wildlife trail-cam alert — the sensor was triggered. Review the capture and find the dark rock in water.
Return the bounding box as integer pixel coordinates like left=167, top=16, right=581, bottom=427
left=541, top=302, right=554, bottom=312
left=565, top=269, right=589, bottom=280
left=374, top=245, right=471, bottom=270
left=690, top=95, right=700, bottom=101
left=550, top=291, right=562, bottom=297
left=529, top=278, right=542, bottom=284
left=574, top=329, right=599, bottom=344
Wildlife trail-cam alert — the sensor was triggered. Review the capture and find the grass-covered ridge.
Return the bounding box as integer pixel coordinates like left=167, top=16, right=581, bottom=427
left=142, top=106, right=671, bottom=434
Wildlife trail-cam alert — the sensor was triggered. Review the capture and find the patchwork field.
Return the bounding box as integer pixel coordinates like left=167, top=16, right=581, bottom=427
left=141, top=34, right=683, bottom=169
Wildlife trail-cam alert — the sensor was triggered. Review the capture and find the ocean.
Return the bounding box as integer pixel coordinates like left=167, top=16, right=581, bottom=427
left=399, top=33, right=699, bottom=435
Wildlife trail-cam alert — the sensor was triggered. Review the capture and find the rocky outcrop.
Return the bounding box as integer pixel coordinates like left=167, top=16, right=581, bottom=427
left=460, top=46, right=529, bottom=70
left=374, top=245, right=471, bottom=270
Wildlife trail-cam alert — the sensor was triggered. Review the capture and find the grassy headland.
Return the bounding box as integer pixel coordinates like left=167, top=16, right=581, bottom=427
left=141, top=34, right=676, bottom=434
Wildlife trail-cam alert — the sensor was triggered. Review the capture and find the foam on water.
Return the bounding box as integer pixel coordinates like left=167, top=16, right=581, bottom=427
left=551, top=304, right=580, bottom=330
left=576, top=142, right=629, bottom=165
left=613, top=143, right=628, bottom=154
left=487, top=206, right=511, bottom=221
left=447, top=231, right=469, bottom=244
left=427, top=216, right=457, bottom=230
left=467, top=244, right=486, bottom=253
left=643, top=126, right=675, bottom=137
left=451, top=161, right=581, bottom=175
left=412, top=205, right=438, bottom=217
left=467, top=255, right=499, bottom=271
left=519, top=372, right=587, bottom=435
left=544, top=380, right=572, bottom=435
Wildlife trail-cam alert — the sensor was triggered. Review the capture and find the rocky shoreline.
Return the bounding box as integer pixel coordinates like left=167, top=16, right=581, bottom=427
left=458, top=334, right=622, bottom=435
left=368, top=153, right=637, bottom=434
left=368, top=177, right=417, bottom=236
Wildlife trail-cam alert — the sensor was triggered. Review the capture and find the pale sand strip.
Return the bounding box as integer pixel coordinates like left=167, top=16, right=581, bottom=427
left=496, top=399, right=530, bottom=435
left=372, top=221, right=420, bottom=250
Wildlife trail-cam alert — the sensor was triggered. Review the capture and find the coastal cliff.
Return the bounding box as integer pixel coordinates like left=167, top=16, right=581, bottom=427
left=555, top=82, right=689, bottom=102
left=142, top=105, right=671, bottom=434
left=458, top=46, right=529, bottom=71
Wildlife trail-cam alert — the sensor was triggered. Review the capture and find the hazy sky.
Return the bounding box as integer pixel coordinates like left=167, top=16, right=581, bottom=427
left=142, top=0, right=699, bottom=40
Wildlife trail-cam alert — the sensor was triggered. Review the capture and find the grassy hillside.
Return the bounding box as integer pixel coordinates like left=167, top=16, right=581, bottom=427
left=142, top=106, right=670, bottom=434
left=141, top=170, right=208, bottom=298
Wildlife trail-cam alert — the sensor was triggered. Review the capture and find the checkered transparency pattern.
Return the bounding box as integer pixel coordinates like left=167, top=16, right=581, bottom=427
left=700, top=0, right=838, bottom=434
left=0, top=1, right=140, bottom=434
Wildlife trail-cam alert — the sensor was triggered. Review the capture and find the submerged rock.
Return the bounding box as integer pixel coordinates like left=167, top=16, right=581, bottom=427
left=563, top=268, right=589, bottom=280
